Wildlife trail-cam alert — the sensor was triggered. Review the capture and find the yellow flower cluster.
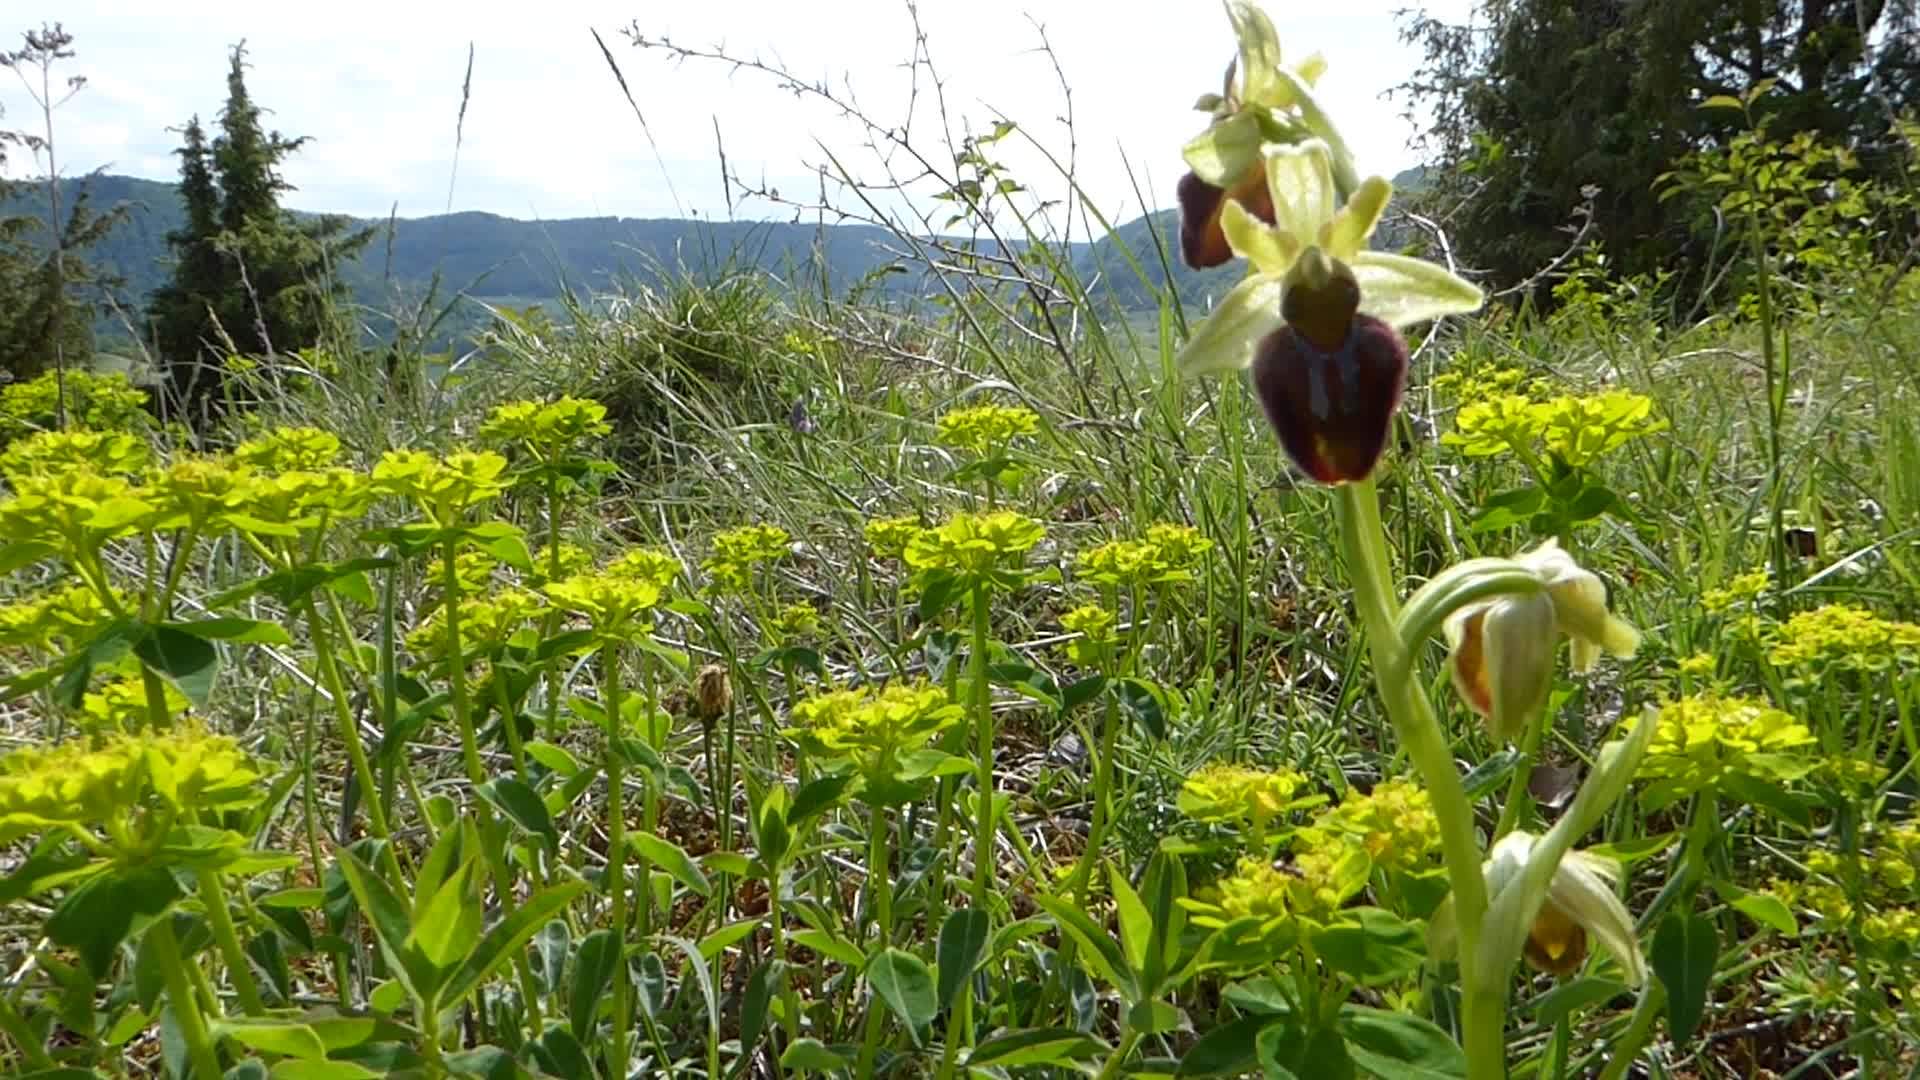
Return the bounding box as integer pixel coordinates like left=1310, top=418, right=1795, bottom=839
left=1767, top=603, right=1920, bottom=672
left=904, top=511, right=1045, bottom=577
left=0, top=370, right=148, bottom=444
left=372, top=449, right=511, bottom=524
left=0, top=429, right=150, bottom=481
left=80, top=677, right=189, bottom=733
left=1431, top=365, right=1546, bottom=409
left=0, top=727, right=263, bottom=828
left=770, top=602, right=821, bottom=644
left=1631, top=694, right=1815, bottom=796
left=544, top=571, right=663, bottom=635
left=235, top=427, right=343, bottom=472
left=703, top=524, right=791, bottom=592
left=782, top=683, right=962, bottom=794
left=1701, top=569, right=1769, bottom=613
left=0, top=582, right=120, bottom=653
left=479, top=397, right=612, bottom=456
left=606, top=547, right=683, bottom=592
left=1443, top=388, right=1664, bottom=466
left=1076, top=522, right=1213, bottom=588
left=863, top=515, right=925, bottom=561
left=408, top=587, right=549, bottom=660
left=1301, top=778, right=1441, bottom=875
left=934, top=403, right=1040, bottom=455
left=1058, top=603, right=1120, bottom=667
left=1178, top=763, right=1308, bottom=829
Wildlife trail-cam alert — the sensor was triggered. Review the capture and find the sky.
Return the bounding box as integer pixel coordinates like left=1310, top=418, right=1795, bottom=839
left=1, top=1, right=1472, bottom=231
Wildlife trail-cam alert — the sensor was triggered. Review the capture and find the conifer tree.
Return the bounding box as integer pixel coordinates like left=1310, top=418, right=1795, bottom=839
left=0, top=23, right=122, bottom=382
left=149, top=42, right=369, bottom=414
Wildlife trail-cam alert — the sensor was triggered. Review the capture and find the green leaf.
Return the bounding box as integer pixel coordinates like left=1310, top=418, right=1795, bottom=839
left=133, top=623, right=220, bottom=708
left=270, top=1062, right=381, bottom=1080
left=1127, top=1000, right=1187, bottom=1035
left=697, top=918, right=761, bottom=960
left=741, top=961, right=782, bottom=1052
left=965, top=1027, right=1109, bottom=1067
left=780, top=1038, right=853, bottom=1073
left=1651, top=912, right=1717, bottom=1041
left=569, top=929, right=618, bottom=1040
left=1461, top=750, right=1525, bottom=800
left=437, top=880, right=586, bottom=1008
left=935, top=908, right=991, bottom=1011
left=521, top=740, right=582, bottom=776
left=658, top=934, right=721, bottom=1042
left=789, top=928, right=865, bottom=971
left=1700, top=94, right=1745, bottom=110
left=168, top=617, right=293, bottom=645
left=1223, top=976, right=1295, bottom=1017
left=1338, top=1006, right=1467, bottom=1079
left=628, top=831, right=710, bottom=898
left=1311, top=908, right=1425, bottom=986
left=406, top=858, right=482, bottom=970
left=1564, top=484, right=1621, bottom=523
left=1177, top=1015, right=1267, bottom=1076
left=788, top=774, right=853, bottom=827
left=1727, top=890, right=1796, bottom=935
left=866, top=947, right=936, bottom=1044
left=475, top=778, right=558, bottom=850
left=213, top=1019, right=328, bottom=1060
left=1110, top=865, right=1153, bottom=978
left=1527, top=976, right=1628, bottom=1026
left=1115, top=678, right=1167, bottom=740
left=333, top=849, right=434, bottom=1007
left=1584, top=831, right=1677, bottom=867
left=1033, top=895, right=1138, bottom=1003
left=0, top=540, right=58, bottom=575
left=1259, top=1021, right=1354, bottom=1080
left=52, top=865, right=179, bottom=977
left=1469, top=485, right=1546, bottom=532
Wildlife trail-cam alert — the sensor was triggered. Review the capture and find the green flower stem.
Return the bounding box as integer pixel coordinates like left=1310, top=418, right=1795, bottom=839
left=301, top=599, right=401, bottom=883
left=1094, top=1026, right=1141, bottom=1080
left=151, top=914, right=224, bottom=1079
left=196, top=869, right=264, bottom=1016
left=1494, top=710, right=1549, bottom=840
left=969, top=583, right=995, bottom=908
left=1595, top=792, right=1717, bottom=1080
left=1332, top=478, right=1501, bottom=1078
left=599, top=642, right=632, bottom=1080
left=855, top=804, right=894, bottom=1076
left=768, top=865, right=803, bottom=1062
left=434, top=539, right=547, bottom=1030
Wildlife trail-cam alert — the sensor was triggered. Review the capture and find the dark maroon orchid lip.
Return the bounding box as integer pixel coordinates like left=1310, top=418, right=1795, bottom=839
left=1177, top=166, right=1277, bottom=270
left=1249, top=312, right=1409, bottom=485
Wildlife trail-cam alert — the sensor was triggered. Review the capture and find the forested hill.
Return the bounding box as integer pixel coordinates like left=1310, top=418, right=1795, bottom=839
left=3, top=167, right=1425, bottom=320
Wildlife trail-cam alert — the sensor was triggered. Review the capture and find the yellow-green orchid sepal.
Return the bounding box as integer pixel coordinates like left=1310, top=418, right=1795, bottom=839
left=1182, top=110, right=1268, bottom=187
left=1175, top=275, right=1287, bottom=377
left=1347, top=252, right=1486, bottom=332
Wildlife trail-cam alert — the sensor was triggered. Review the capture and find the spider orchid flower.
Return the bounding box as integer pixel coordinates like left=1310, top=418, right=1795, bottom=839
left=1176, top=139, right=1482, bottom=482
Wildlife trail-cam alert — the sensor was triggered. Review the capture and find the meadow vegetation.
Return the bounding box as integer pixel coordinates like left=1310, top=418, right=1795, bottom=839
left=1, top=3, right=1919, bottom=1078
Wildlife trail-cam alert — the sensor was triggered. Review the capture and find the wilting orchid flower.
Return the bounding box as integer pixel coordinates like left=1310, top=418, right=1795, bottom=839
left=1445, top=540, right=1642, bottom=742
left=1433, top=831, right=1647, bottom=986
left=1176, top=139, right=1482, bottom=482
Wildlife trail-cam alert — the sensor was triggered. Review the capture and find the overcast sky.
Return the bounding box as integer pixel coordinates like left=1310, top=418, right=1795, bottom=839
left=1, top=1, right=1471, bottom=230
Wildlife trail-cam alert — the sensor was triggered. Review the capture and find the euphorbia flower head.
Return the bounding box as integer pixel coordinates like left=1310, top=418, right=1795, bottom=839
left=1177, top=139, right=1482, bottom=483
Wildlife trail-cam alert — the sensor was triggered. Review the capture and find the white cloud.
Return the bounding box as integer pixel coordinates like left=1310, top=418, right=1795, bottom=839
left=2, top=2, right=1469, bottom=225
